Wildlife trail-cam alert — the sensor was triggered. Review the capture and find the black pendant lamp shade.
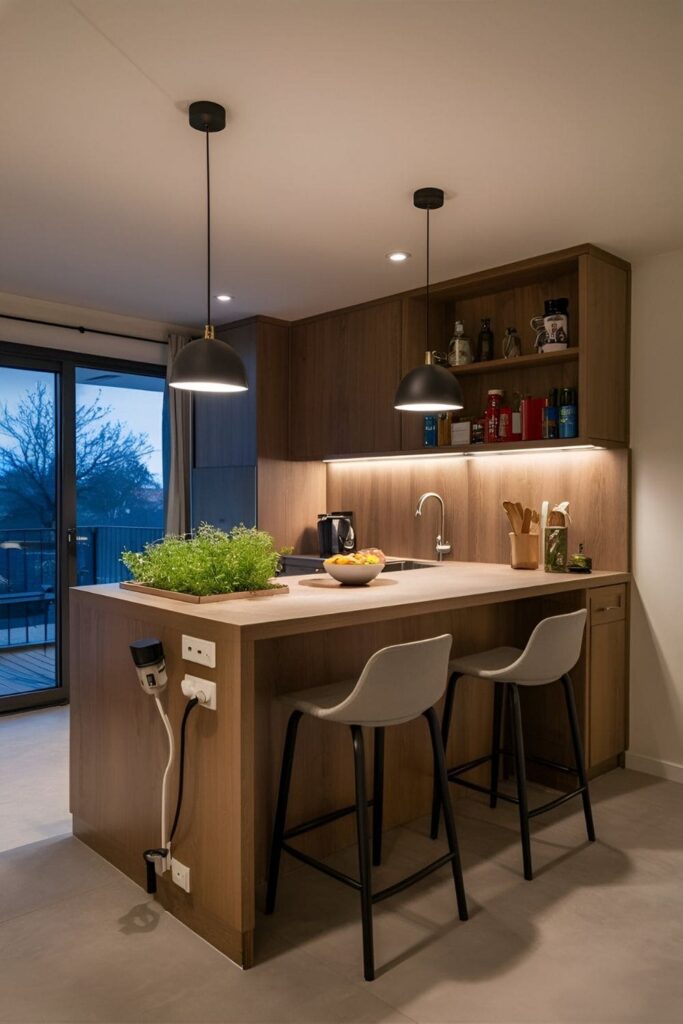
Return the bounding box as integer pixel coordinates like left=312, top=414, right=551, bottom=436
left=169, top=101, right=248, bottom=394
left=394, top=351, right=463, bottom=411
left=394, top=188, right=464, bottom=413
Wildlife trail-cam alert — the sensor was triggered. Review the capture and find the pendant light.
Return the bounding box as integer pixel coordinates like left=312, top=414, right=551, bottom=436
left=394, top=188, right=464, bottom=412
left=169, top=101, right=248, bottom=393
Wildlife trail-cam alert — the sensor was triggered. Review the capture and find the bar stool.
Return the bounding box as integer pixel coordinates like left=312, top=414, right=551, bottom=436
left=430, top=609, right=595, bottom=881
left=265, top=634, right=468, bottom=982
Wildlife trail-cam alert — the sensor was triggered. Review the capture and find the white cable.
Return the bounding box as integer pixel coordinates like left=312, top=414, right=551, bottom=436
left=154, top=695, right=175, bottom=853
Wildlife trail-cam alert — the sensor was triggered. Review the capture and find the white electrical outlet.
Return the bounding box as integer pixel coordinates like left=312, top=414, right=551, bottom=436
left=171, top=858, right=191, bottom=893
left=181, top=675, right=217, bottom=710
left=181, top=634, right=216, bottom=668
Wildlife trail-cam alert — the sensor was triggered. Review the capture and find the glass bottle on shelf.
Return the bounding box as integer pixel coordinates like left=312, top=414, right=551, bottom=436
left=477, top=318, right=494, bottom=361
left=447, top=320, right=473, bottom=366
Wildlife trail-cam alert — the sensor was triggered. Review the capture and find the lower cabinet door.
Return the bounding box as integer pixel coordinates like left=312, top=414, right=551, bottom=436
left=589, top=617, right=627, bottom=766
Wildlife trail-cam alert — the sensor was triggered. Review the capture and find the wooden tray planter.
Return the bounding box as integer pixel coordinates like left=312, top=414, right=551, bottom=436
left=119, top=580, right=289, bottom=603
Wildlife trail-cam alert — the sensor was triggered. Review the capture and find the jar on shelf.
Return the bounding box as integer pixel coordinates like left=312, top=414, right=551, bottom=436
left=502, top=327, right=521, bottom=359
left=447, top=321, right=473, bottom=366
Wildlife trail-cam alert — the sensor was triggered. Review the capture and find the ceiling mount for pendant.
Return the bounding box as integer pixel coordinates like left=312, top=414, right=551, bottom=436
left=188, top=100, right=227, bottom=133
left=413, top=187, right=444, bottom=211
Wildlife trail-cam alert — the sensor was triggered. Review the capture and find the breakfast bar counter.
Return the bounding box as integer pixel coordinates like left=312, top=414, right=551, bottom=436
left=70, top=563, right=629, bottom=967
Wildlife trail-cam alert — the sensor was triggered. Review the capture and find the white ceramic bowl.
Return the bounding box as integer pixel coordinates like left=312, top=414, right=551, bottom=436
left=323, top=561, right=384, bottom=586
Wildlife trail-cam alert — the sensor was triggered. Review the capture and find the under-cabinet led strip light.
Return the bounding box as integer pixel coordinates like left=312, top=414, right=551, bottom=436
left=323, top=444, right=605, bottom=464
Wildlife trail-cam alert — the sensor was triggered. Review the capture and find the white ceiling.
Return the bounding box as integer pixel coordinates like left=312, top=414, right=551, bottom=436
left=1, top=0, right=681, bottom=328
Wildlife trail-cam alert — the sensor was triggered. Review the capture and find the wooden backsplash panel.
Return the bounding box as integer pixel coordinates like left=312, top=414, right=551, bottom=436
left=326, top=448, right=629, bottom=570
left=326, top=457, right=470, bottom=560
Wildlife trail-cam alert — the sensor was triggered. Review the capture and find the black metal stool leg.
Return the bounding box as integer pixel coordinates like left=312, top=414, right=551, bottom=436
left=265, top=710, right=302, bottom=914
left=424, top=707, right=469, bottom=921
left=562, top=673, right=596, bottom=842
left=430, top=672, right=460, bottom=839
left=490, top=682, right=503, bottom=809
left=372, top=727, right=385, bottom=867
left=508, top=684, right=533, bottom=881
left=351, top=725, right=375, bottom=982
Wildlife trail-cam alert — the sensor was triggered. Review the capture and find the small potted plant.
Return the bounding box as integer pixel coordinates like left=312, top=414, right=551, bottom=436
left=120, top=524, right=288, bottom=603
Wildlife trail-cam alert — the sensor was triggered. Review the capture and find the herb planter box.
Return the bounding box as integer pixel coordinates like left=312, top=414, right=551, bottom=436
left=119, top=580, right=289, bottom=603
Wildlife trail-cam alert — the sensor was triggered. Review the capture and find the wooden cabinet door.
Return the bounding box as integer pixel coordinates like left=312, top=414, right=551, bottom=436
left=589, top=617, right=627, bottom=766
left=289, top=301, right=402, bottom=459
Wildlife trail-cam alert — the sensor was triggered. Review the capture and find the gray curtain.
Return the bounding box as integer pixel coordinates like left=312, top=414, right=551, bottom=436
left=164, top=333, right=192, bottom=536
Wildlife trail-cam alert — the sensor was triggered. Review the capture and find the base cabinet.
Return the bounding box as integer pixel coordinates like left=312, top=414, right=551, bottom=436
left=589, top=605, right=628, bottom=767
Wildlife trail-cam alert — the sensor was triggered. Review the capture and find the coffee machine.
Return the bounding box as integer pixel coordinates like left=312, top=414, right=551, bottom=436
left=317, top=512, right=356, bottom=558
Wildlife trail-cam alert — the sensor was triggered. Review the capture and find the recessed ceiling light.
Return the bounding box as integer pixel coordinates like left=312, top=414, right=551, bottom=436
left=386, top=251, right=411, bottom=263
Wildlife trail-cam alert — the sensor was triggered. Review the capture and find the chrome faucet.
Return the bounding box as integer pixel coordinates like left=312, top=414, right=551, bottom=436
left=415, top=492, right=451, bottom=560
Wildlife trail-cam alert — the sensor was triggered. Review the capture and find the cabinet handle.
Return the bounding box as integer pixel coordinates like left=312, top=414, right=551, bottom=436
left=595, top=604, right=620, bottom=613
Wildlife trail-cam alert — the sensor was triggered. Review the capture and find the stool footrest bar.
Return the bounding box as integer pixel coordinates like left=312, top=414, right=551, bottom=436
left=283, top=800, right=373, bottom=840
left=372, top=852, right=457, bottom=904
left=447, top=753, right=493, bottom=777
left=451, top=776, right=519, bottom=803
left=280, top=843, right=362, bottom=891
left=527, top=787, right=587, bottom=818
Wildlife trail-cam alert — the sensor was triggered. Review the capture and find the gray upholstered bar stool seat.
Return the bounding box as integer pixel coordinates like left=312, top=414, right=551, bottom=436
left=266, top=634, right=469, bottom=982
left=431, top=609, right=595, bottom=881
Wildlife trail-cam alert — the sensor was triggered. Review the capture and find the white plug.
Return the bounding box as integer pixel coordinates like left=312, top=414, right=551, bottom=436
left=181, top=675, right=217, bottom=710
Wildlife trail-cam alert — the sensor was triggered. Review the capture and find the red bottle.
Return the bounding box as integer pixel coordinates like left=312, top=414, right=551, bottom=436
left=485, top=389, right=504, bottom=443
left=521, top=397, right=545, bottom=441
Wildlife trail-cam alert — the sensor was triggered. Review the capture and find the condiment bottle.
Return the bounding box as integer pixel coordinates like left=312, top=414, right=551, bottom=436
left=477, top=318, right=494, bottom=361
left=543, top=388, right=559, bottom=439
left=559, top=388, right=578, bottom=438
left=448, top=320, right=473, bottom=366
left=485, top=388, right=503, bottom=442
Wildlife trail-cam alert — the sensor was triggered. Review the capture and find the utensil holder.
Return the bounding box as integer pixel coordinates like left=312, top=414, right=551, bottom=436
left=544, top=526, right=568, bottom=572
left=509, top=532, right=539, bottom=570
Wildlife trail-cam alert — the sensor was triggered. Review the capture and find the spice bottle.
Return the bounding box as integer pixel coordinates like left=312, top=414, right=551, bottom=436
left=543, top=388, right=559, bottom=439
left=477, top=318, right=494, bottom=361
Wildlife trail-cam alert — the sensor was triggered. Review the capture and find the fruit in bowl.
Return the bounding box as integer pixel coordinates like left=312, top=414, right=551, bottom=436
left=324, top=550, right=385, bottom=586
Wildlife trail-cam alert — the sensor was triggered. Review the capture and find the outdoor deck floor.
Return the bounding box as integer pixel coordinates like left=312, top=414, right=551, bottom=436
left=0, top=645, right=56, bottom=696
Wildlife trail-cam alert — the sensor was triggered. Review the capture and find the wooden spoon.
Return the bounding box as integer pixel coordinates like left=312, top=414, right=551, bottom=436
left=503, top=500, right=523, bottom=534
left=521, top=508, right=532, bottom=534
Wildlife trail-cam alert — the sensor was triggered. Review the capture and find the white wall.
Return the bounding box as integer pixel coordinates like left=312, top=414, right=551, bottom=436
left=627, top=249, right=683, bottom=782
left=0, top=291, right=190, bottom=365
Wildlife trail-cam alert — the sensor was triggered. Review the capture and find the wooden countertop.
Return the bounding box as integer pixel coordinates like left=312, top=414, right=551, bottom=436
left=74, top=562, right=629, bottom=640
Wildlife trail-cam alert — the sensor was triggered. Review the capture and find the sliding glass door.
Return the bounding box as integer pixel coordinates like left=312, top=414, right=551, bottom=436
left=0, top=347, right=166, bottom=714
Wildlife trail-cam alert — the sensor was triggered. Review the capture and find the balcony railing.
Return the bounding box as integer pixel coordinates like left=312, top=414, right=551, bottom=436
left=0, top=526, right=162, bottom=649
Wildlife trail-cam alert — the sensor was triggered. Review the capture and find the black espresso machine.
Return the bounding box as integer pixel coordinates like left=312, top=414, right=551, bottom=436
left=317, top=512, right=356, bottom=558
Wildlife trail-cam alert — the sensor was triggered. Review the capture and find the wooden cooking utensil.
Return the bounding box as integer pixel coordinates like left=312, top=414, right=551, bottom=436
left=521, top=508, right=532, bottom=534
left=503, top=500, right=523, bottom=534
left=530, top=510, right=540, bottom=535
left=514, top=502, right=524, bottom=524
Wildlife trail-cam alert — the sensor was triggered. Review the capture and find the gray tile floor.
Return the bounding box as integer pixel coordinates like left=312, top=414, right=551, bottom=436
left=1, top=708, right=682, bottom=1023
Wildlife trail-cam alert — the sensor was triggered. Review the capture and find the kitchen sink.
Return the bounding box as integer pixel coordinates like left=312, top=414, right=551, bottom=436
left=383, top=559, right=439, bottom=571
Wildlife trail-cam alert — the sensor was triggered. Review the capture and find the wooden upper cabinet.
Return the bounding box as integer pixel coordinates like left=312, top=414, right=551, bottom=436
left=289, top=300, right=403, bottom=459
left=578, top=252, right=630, bottom=445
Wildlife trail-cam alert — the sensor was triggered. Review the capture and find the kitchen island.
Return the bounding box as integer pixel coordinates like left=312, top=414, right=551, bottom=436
left=70, top=562, right=629, bottom=967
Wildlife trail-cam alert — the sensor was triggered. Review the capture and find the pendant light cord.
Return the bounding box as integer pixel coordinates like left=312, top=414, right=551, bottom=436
left=425, top=208, right=430, bottom=351
left=205, top=130, right=211, bottom=327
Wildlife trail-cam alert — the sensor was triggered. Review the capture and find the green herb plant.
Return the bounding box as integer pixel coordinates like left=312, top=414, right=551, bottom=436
left=121, top=524, right=282, bottom=597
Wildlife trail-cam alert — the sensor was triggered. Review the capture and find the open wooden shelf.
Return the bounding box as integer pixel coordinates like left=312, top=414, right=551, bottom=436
left=446, top=348, right=579, bottom=376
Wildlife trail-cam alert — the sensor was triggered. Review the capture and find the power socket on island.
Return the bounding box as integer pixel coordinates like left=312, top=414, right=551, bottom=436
left=181, top=634, right=216, bottom=668
left=171, top=858, right=191, bottom=893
